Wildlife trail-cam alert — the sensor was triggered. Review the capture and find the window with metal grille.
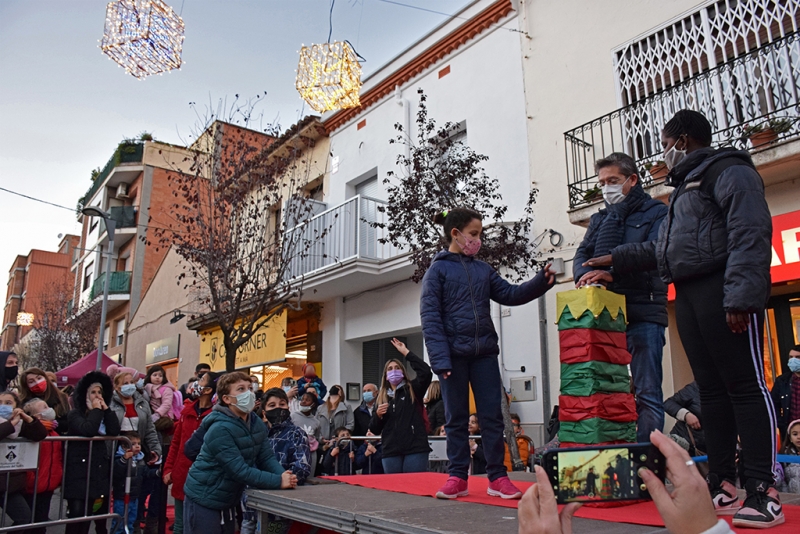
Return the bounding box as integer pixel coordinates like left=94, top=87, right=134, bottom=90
left=614, top=0, right=800, bottom=106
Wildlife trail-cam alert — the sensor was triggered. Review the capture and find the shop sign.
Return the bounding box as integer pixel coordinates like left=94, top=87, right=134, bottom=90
left=0, top=441, right=40, bottom=471
left=771, top=209, right=800, bottom=284
left=146, top=336, right=180, bottom=365
left=199, top=313, right=287, bottom=372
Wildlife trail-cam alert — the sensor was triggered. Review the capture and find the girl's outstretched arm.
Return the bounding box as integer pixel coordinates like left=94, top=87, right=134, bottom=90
left=490, top=264, right=556, bottom=306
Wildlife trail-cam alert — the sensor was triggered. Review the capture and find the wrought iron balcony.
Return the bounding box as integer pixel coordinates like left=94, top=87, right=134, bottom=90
left=89, top=271, right=132, bottom=301
left=565, top=32, right=800, bottom=209
left=284, top=195, right=401, bottom=280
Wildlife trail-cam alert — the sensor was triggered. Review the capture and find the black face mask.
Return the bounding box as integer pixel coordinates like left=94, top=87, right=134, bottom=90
left=264, top=407, right=291, bottom=426
left=5, top=366, right=18, bottom=381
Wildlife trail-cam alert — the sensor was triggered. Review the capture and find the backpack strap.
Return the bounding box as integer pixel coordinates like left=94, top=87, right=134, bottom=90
left=672, top=156, right=749, bottom=204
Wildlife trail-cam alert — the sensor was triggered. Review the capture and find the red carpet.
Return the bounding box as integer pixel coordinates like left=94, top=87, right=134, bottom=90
left=324, top=473, right=799, bottom=532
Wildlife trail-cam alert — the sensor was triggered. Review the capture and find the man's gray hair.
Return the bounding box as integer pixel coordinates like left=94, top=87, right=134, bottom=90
left=595, top=152, right=638, bottom=177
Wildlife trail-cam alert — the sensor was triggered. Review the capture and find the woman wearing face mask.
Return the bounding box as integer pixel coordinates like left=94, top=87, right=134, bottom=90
left=317, top=384, right=354, bottom=452
left=110, top=372, right=162, bottom=532
left=291, top=392, right=322, bottom=470
left=369, top=338, right=433, bottom=474
left=420, top=208, right=556, bottom=499
left=162, top=371, right=219, bottom=534
left=22, top=398, right=63, bottom=534
left=19, top=367, right=71, bottom=435
left=63, top=371, right=121, bottom=534
left=585, top=110, right=781, bottom=528
left=0, top=352, right=19, bottom=392
left=183, top=372, right=296, bottom=534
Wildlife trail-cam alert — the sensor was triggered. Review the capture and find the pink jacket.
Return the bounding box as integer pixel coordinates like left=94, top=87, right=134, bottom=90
left=145, top=381, right=176, bottom=419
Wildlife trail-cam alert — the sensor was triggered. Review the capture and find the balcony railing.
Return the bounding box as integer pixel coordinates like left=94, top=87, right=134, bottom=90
left=108, top=205, right=137, bottom=229
left=565, top=32, right=800, bottom=209
left=284, top=195, right=401, bottom=279
left=89, top=271, right=132, bottom=301
left=82, top=142, right=144, bottom=207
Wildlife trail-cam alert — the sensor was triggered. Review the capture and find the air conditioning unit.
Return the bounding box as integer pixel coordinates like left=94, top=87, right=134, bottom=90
left=116, top=183, right=129, bottom=199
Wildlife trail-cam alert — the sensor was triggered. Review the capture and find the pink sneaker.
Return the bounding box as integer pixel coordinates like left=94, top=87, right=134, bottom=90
left=487, top=476, right=523, bottom=499
left=435, top=476, right=469, bottom=499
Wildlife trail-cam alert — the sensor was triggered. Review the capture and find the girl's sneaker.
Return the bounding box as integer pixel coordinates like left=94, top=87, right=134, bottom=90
left=708, top=474, right=740, bottom=515
left=435, top=476, right=469, bottom=499
left=732, top=480, right=785, bottom=529
left=487, top=476, right=522, bottom=499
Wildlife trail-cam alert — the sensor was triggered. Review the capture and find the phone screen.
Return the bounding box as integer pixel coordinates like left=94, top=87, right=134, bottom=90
left=553, top=447, right=640, bottom=503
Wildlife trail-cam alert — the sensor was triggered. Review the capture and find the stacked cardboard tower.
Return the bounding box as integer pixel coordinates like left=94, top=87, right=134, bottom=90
left=556, top=286, right=637, bottom=447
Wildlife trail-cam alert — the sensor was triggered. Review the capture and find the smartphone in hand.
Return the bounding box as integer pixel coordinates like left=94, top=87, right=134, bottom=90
left=543, top=443, right=665, bottom=504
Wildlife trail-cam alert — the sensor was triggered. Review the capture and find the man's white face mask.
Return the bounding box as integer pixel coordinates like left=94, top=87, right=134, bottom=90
left=601, top=176, right=630, bottom=205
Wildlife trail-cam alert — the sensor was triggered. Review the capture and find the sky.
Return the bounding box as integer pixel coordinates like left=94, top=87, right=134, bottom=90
left=0, top=0, right=470, bottom=277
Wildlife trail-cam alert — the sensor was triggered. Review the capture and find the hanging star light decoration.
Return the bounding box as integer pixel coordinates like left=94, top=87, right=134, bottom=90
left=100, top=0, right=185, bottom=79
left=296, top=41, right=362, bottom=113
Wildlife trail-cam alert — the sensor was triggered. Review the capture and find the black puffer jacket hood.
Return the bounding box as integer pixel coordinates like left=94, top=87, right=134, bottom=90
left=73, top=371, right=114, bottom=414
left=0, top=351, right=16, bottom=392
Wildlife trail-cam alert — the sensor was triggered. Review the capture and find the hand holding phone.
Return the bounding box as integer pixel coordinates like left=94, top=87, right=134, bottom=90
left=519, top=465, right=581, bottom=534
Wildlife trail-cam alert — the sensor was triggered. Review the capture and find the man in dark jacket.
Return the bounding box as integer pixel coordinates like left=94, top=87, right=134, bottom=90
left=574, top=152, right=668, bottom=442
left=771, top=344, right=800, bottom=442
left=353, top=383, right=377, bottom=437
left=664, top=381, right=705, bottom=455
left=586, top=110, right=781, bottom=528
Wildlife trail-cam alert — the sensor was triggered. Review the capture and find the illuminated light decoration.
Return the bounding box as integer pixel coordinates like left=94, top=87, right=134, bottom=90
left=295, top=41, right=362, bottom=113
left=16, top=312, right=34, bottom=327
left=100, top=0, right=185, bottom=79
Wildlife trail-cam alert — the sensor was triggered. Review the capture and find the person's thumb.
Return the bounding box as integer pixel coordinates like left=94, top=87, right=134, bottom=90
left=560, top=503, right=582, bottom=534
left=639, top=468, right=671, bottom=511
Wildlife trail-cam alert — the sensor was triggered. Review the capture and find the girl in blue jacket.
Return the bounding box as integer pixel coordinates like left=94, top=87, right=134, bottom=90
left=420, top=207, right=554, bottom=500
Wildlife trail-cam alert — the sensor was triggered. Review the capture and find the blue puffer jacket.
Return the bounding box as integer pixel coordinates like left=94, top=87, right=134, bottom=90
left=420, top=250, right=554, bottom=374
left=183, top=405, right=285, bottom=510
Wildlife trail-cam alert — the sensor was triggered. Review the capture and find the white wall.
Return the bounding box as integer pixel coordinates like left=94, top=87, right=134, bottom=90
left=517, top=0, right=705, bottom=413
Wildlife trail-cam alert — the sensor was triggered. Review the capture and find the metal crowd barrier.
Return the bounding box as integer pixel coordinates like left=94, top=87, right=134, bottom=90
left=0, top=435, right=133, bottom=533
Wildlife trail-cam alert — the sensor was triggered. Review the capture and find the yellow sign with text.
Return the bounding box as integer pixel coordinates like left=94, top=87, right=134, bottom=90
left=199, top=313, right=288, bottom=372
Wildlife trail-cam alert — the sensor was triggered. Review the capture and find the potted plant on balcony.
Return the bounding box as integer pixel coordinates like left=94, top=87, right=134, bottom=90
left=644, top=160, right=668, bottom=182
left=583, top=185, right=602, bottom=203
left=744, top=121, right=778, bottom=148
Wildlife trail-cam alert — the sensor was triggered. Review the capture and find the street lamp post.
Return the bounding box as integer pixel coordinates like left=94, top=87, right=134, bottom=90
left=82, top=207, right=116, bottom=371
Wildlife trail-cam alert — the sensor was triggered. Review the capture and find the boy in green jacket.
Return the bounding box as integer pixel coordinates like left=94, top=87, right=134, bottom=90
left=183, top=372, right=296, bottom=534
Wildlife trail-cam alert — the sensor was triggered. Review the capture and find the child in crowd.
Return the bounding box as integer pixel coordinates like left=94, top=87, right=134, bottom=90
left=0, top=391, right=48, bottom=530
left=468, top=414, right=487, bottom=475
left=779, top=419, right=800, bottom=494
left=420, top=207, right=555, bottom=499
left=296, top=363, right=327, bottom=405
left=64, top=371, right=122, bottom=534
left=110, top=432, right=160, bottom=534
left=355, top=431, right=384, bottom=475
left=144, top=364, right=177, bottom=430
left=183, top=372, right=297, bottom=534
left=22, top=398, right=63, bottom=534
left=163, top=371, right=219, bottom=534
left=241, top=387, right=312, bottom=534
left=291, top=392, right=322, bottom=470
left=503, top=413, right=531, bottom=472
left=322, top=427, right=356, bottom=476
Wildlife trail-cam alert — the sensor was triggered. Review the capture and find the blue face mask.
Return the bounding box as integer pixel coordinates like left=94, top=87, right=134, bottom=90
left=282, top=386, right=292, bottom=393
left=363, top=391, right=374, bottom=403
left=0, top=405, right=13, bottom=419
left=120, top=384, right=137, bottom=398
left=136, top=378, right=145, bottom=389
left=789, top=357, right=800, bottom=373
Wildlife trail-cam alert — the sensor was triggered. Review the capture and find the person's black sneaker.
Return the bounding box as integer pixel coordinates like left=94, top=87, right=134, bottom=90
left=707, top=473, right=741, bottom=515
left=732, top=479, right=785, bottom=529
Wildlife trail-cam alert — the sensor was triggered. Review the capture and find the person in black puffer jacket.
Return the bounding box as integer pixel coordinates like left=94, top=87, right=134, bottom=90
left=585, top=110, right=780, bottom=528
left=664, top=381, right=706, bottom=455
left=369, top=338, right=432, bottom=473
left=574, top=152, right=669, bottom=442
left=63, top=371, right=122, bottom=534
